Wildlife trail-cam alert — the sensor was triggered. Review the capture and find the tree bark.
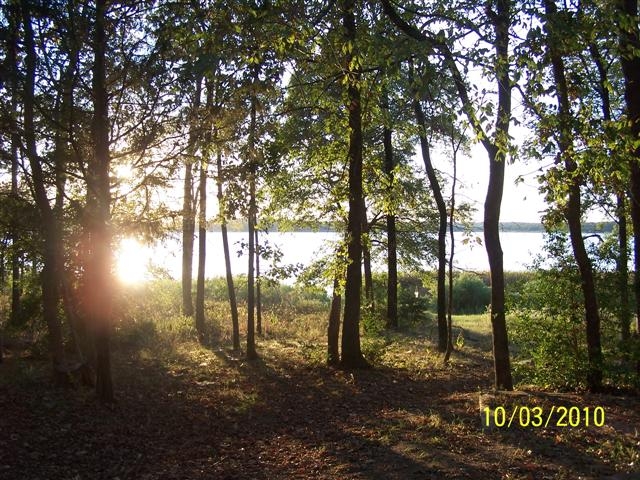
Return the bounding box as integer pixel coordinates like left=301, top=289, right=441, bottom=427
left=216, top=150, right=240, bottom=350
left=195, top=153, right=207, bottom=344
left=444, top=134, right=458, bottom=364
left=22, top=0, right=66, bottom=382
left=182, top=160, right=196, bottom=318
left=339, top=0, right=368, bottom=369
left=255, top=228, right=263, bottom=336
left=327, top=274, right=342, bottom=366
left=7, top=0, right=21, bottom=326
left=413, top=99, right=447, bottom=350
left=617, top=0, right=640, bottom=352
left=544, top=0, right=602, bottom=391
left=362, top=220, right=374, bottom=313
left=246, top=68, right=259, bottom=361
left=89, top=0, right=114, bottom=402
left=182, top=77, right=202, bottom=318
left=617, top=194, right=631, bottom=343
left=382, top=110, right=398, bottom=329
left=589, top=41, right=631, bottom=346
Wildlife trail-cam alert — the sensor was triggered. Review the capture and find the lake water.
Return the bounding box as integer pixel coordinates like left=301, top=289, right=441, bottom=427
left=121, top=230, right=550, bottom=283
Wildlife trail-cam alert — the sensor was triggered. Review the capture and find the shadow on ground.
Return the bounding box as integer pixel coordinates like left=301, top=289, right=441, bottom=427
left=1, top=336, right=638, bottom=480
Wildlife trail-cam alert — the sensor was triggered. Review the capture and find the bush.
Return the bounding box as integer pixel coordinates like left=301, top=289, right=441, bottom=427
left=451, top=273, right=490, bottom=314
left=509, top=268, right=591, bottom=389
left=508, top=232, right=640, bottom=390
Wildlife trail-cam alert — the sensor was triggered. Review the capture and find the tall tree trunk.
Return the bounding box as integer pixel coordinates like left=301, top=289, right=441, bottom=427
left=246, top=68, right=259, bottom=361
left=182, top=78, right=202, bottom=318
left=216, top=150, right=240, bottom=350
left=544, top=0, right=602, bottom=391
left=589, top=41, right=632, bottom=346
left=481, top=0, right=513, bottom=391
left=362, top=221, right=374, bottom=313
left=255, top=228, right=262, bottom=336
left=413, top=99, right=447, bottom=350
left=444, top=134, right=458, bottom=363
left=195, top=154, right=207, bottom=344
left=22, top=1, right=66, bottom=381
left=327, top=275, right=342, bottom=366
left=182, top=160, right=196, bottom=317
left=381, top=0, right=514, bottom=390
left=89, top=0, right=113, bottom=402
left=7, top=0, right=21, bottom=326
left=617, top=0, right=640, bottom=358
left=0, top=242, right=3, bottom=362
left=617, top=194, right=631, bottom=343
left=382, top=110, right=398, bottom=329
left=340, top=0, right=368, bottom=369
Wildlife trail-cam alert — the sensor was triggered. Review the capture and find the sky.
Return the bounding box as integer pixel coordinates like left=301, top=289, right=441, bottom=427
left=432, top=142, right=549, bottom=224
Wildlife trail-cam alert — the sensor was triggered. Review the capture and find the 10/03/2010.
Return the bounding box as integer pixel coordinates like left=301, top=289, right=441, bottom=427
left=482, top=405, right=605, bottom=428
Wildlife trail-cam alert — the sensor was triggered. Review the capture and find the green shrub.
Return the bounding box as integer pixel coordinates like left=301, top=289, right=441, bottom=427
left=508, top=232, right=640, bottom=390
left=397, top=285, right=431, bottom=325
left=451, top=273, right=490, bottom=314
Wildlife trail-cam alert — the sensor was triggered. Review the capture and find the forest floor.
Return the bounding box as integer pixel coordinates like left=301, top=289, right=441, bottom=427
left=1, top=318, right=639, bottom=480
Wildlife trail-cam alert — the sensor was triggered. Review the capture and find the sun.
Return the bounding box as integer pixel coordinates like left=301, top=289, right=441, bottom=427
left=115, top=237, right=151, bottom=284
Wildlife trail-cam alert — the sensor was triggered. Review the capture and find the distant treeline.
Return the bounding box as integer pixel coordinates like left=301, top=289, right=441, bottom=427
left=210, top=220, right=615, bottom=234
left=462, top=222, right=615, bottom=233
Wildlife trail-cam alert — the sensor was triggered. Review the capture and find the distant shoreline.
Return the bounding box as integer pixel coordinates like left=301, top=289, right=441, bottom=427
left=209, top=221, right=615, bottom=234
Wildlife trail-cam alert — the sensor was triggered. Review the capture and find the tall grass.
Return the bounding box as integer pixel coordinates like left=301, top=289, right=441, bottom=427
left=113, top=277, right=331, bottom=352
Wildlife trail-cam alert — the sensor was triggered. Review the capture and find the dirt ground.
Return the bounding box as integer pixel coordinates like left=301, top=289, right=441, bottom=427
left=1, top=334, right=638, bottom=480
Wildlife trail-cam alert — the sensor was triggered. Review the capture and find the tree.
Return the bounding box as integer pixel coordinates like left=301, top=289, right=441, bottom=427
left=444, top=125, right=461, bottom=364
left=4, top=0, right=22, bottom=326
left=216, top=147, right=241, bottom=351
left=87, top=0, right=114, bottom=402
left=182, top=78, right=202, bottom=318
left=616, top=0, right=640, bottom=354
left=382, top=0, right=515, bottom=389
left=412, top=84, right=448, bottom=351
left=339, top=0, right=369, bottom=369
left=246, top=66, right=259, bottom=360
left=194, top=86, right=210, bottom=344
left=382, top=92, right=399, bottom=329
left=542, top=0, right=603, bottom=391
left=20, top=0, right=72, bottom=383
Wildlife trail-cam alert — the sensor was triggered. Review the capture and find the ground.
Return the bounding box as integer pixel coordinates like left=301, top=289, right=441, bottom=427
left=1, top=321, right=638, bottom=480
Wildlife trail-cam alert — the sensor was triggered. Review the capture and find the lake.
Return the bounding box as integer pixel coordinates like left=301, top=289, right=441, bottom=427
left=119, top=230, right=551, bottom=283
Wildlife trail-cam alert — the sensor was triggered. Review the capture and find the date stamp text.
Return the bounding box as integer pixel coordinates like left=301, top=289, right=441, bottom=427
left=482, top=405, right=605, bottom=429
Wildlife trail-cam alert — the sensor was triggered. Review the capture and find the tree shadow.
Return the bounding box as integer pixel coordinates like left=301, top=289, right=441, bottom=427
left=2, top=339, right=635, bottom=480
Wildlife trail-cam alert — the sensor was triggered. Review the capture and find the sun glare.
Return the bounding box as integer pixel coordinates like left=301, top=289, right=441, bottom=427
left=115, top=238, right=151, bottom=284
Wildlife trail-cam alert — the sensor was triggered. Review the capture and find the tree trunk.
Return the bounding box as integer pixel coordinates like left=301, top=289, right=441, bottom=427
left=340, top=0, right=368, bottom=369
left=182, top=78, right=202, bottom=318
left=381, top=96, right=398, bottom=329
left=362, top=225, right=374, bottom=313
left=89, top=0, right=113, bottom=402
left=544, top=0, right=602, bottom=392
left=246, top=68, right=259, bottom=361
left=617, top=0, right=640, bottom=361
left=7, top=1, right=21, bottom=326
left=380, top=0, right=514, bottom=389
left=327, top=275, right=342, bottom=366
left=22, top=1, right=66, bottom=382
left=255, top=228, right=262, bottom=335
left=182, top=160, right=196, bottom=318
left=195, top=154, right=207, bottom=344
left=216, top=150, right=240, bottom=350
left=483, top=0, right=513, bottom=391
left=617, top=194, right=631, bottom=343
left=413, top=99, right=447, bottom=350
left=444, top=134, right=458, bottom=364
left=589, top=39, right=631, bottom=346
